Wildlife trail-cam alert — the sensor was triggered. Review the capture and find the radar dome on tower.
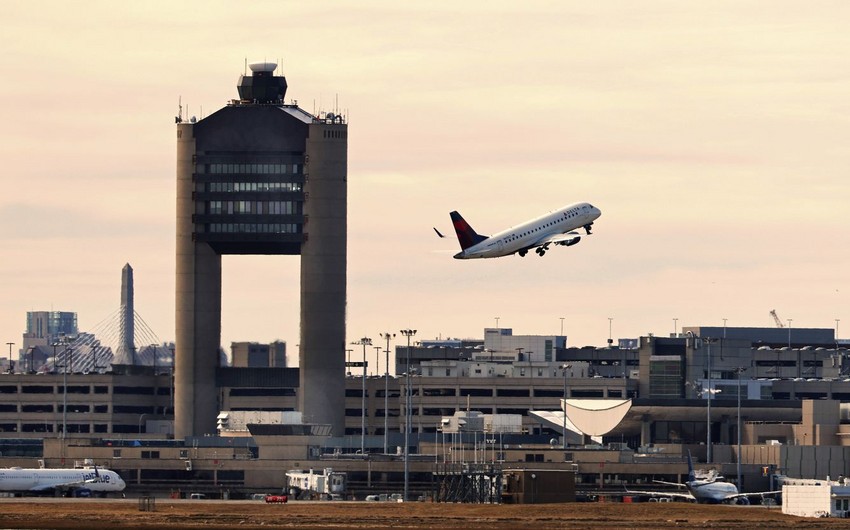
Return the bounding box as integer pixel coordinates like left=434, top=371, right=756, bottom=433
left=248, top=62, right=277, bottom=74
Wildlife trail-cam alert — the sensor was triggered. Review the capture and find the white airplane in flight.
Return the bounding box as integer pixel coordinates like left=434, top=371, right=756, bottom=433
left=0, top=465, right=126, bottom=497
left=436, top=202, right=602, bottom=259
left=627, top=451, right=780, bottom=504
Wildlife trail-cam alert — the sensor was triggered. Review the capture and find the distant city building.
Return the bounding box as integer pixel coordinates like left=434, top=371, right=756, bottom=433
left=231, top=341, right=286, bottom=368
left=682, top=326, right=836, bottom=348
left=20, top=311, right=78, bottom=372
left=483, top=328, right=565, bottom=363
left=25, top=311, right=78, bottom=344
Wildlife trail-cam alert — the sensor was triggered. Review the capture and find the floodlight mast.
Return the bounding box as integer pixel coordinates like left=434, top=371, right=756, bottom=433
left=379, top=332, right=395, bottom=455
left=352, top=337, right=372, bottom=455
left=561, top=364, right=572, bottom=451
left=400, top=329, right=417, bottom=502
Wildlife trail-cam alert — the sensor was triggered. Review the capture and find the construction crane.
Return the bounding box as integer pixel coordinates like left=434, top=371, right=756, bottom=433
left=770, top=309, right=785, bottom=328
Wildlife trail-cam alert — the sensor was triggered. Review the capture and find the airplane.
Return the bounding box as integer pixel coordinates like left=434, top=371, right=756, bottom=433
left=626, top=451, right=780, bottom=504
left=441, top=202, right=601, bottom=259
left=0, top=465, right=126, bottom=497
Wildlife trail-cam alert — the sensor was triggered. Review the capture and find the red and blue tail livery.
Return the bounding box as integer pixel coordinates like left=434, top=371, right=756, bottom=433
left=443, top=202, right=602, bottom=259
left=450, top=211, right=488, bottom=250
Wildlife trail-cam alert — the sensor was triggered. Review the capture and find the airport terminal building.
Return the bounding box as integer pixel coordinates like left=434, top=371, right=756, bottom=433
left=0, top=325, right=848, bottom=498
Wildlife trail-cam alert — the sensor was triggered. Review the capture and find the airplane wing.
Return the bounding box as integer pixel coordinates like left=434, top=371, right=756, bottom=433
left=723, top=490, right=783, bottom=502
left=29, top=478, right=90, bottom=491
left=531, top=231, right=581, bottom=248
left=652, top=479, right=689, bottom=489
left=625, top=487, right=695, bottom=501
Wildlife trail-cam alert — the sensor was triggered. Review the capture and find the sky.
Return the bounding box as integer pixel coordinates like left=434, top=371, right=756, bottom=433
left=0, top=1, right=847, bottom=370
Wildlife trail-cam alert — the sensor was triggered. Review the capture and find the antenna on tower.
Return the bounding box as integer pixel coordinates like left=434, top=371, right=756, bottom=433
left=175, top=96, right=183, bottom=123
left=244, top=57, right=247, bottom=75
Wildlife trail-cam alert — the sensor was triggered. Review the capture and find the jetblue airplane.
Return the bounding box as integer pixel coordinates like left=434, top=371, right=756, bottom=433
left=0, top=466, right=126, bottom=496
left=440, top=202, right=602, bottom=259
left=627, top=451, right=780, bottom=504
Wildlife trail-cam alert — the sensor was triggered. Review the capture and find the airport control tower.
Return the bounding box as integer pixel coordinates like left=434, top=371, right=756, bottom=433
left=175, top=62, right=347, bottom=438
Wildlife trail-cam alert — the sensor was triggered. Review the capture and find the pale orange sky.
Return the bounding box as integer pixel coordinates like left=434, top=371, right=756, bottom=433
left=0, top=2, right=847, bottom=368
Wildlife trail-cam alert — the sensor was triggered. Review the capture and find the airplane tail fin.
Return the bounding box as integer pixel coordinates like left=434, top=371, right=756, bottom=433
left=686, top=450, right=696, bottom=482
left=449, top=211, right=488, bottom=250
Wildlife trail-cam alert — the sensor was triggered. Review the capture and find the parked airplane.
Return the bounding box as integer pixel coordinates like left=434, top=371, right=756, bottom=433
left=441, top=202, right=602, bottom=259
left=0, top=465, right=125, bottom=497
left=627, top=451, right=780, bottom=504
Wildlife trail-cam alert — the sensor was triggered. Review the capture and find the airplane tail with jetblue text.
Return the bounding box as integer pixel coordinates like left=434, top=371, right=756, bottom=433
left=450, top=211, right=488, bottom=250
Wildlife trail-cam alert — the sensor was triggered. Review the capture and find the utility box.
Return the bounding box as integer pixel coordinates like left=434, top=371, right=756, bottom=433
left=502, top=469, right=575, bottom=504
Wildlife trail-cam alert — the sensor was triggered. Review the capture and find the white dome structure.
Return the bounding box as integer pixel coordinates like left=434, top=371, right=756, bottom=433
left=530, top=399, right=632, bottom=444
left=563, top=399, right=632, bottom=437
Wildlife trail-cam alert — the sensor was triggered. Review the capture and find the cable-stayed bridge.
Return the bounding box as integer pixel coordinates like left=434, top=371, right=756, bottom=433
left=37, top=264, right=173, bottom=374
left=44, top=307, right=173, bottom=374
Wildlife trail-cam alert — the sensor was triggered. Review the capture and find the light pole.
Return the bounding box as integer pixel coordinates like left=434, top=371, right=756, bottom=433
left=60, top=335, right=69, bottom=446
left=379, top=332, right=395, bottom=455
left=736, top=366, right=747, bottom=489
left=561, top=364, right=572, bottom=450
left=345, top=349, right=353, bottom=376
left=703, top=337, right=717, bottom=464
left=353, top=337, right=372, bottom=455
left=150, top=344, right=159, bottom=404
left=373, top=346, right=382, bottom=377
left=400, top=329, right=417, bottom=502
left=5, top=343, right=14, bottom=373
left=139, top=413, right=147, bottom=434
left=836, top=319, right=840, bottom=353
left=169, top=345, right=175, bottom=419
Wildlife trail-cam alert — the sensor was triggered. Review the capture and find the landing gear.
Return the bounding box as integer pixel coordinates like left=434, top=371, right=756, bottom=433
left=518, top=250, right=527, bottom=257
left=535, top=247, right=546, bottom=257
left=583, top=223, right=593, bottom=235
